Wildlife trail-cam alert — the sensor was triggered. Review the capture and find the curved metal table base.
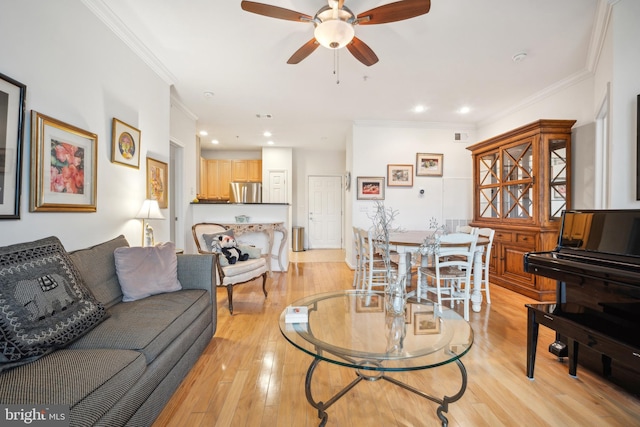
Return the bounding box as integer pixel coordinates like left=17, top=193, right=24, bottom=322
left=304, top=357, right=468, bottom=427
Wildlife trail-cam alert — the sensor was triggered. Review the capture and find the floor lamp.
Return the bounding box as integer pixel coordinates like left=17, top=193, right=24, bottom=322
left=136, top=199, right=165, bottom=246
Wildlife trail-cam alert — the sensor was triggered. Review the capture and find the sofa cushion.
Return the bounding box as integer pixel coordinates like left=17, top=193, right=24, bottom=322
left=69, top=289, right=209, bottom=364
left=114, top=242, right=182, bottom=302
left=69, top=235, right=129, bottom=309
left=0, top=237, right=108, bottom=372
left=0, top=348, right=146, bottom=426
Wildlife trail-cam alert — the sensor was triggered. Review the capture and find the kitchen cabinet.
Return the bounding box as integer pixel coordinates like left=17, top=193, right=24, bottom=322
left=232, top=160, right=262, bottom=182
left=467, top=119, right=575, bottom=301
left=199, top=159, right=231, bottom=200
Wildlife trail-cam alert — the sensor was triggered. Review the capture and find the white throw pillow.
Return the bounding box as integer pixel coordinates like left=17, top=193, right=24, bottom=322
left=114, top=242, right=182, bottom=302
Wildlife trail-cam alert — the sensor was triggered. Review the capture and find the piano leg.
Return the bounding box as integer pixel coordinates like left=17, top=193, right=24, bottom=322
left=568, top=338, right=579, bottom=377
left=602, top=354, right=612, bottom=377
left=526, top=307, right=539, bottom=379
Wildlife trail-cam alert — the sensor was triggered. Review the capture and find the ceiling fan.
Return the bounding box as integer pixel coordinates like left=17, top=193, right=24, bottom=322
left=240, top=0, right=431, bottom=66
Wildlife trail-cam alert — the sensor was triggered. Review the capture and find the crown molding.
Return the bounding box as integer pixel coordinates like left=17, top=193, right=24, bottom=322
left=81, top=0, right=177, bottom=85
left=171, top=95, right=198, bottom=121
left=586, top=0, right=619, bottom=72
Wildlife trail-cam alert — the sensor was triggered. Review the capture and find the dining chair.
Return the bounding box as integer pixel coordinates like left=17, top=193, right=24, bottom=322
left=352, top=226, right=364, bottom=289
left=474, top=227, right=495, bottom=304
left=455, top=224, right=478, bottom=235
left=416, top=232, right=478, bottom=321
left=359, top=228, right=393, bottom=292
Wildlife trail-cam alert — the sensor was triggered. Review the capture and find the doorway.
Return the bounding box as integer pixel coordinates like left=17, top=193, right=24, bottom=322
left=307, top=176, right=342, bottom=249
left=169, top=142, right=183, bottom=247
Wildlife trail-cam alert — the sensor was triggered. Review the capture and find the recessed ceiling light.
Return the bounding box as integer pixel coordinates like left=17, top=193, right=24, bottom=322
left=211, top=139, right=219, bottom=145
left=267, top=141, right=274, bottom=145
left=263, top=131, right=272, bottom=137
left=414, top=105, right=426, bottom=113
left=203, top=91, right=215, bottom=98
left=458, top=106, right=471, bottom=114
left=199, top=130, right=208, bottom=136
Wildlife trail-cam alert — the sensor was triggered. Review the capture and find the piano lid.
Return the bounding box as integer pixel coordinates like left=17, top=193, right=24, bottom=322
left=558, top=209, right=640, bottom=258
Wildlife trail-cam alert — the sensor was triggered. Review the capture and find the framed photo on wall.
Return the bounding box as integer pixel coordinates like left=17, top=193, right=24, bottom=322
left=387, top=164, right=413, bottom=187
left=0, top=72, right=26, bottom=219
left=111, top=118, right=141, bottom=168
left=30, top=111, right=98, bottom=212
left=147, top=157, right=168, bottom=208
left=356, top=176, right=385, bottom=200
left=416, top=153, right=444, bottom=177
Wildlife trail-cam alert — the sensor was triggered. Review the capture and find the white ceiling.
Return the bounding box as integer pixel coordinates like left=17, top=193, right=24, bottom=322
left=89, top=0, right=599, bottom=152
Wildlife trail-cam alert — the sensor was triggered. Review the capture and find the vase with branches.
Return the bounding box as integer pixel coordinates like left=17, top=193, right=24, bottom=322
left=369, top=201, right=406, bottom=316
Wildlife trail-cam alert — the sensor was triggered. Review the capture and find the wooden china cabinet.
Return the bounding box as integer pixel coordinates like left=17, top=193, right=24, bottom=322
left=467, top=119, right=576, bottom=301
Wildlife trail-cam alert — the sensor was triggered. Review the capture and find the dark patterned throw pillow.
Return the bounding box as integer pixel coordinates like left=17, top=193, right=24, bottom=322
left=0, top=236, right=107, bottom=371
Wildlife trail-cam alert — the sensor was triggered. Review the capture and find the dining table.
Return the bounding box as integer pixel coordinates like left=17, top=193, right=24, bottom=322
left=388, top=230, right=489, bottom=313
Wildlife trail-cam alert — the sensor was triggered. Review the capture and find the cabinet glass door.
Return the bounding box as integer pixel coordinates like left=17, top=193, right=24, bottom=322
left=549, top=139, right=568, bottom=218
left=502, top=141, right=533, bottom=220
left=479, top=152, right=500, bottom=218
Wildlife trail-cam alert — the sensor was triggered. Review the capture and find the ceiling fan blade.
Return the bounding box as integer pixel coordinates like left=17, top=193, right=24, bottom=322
left=357, top=0, right=431, bottom=25
left=347, top=37, right=379, bottom=66
left=241, top=1, right=312, bottom=22
left=287, top=39, right=320, bottom=64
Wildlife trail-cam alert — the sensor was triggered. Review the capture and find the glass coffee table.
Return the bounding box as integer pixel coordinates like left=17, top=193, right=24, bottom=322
left=279, top=290, right=473, bottom=427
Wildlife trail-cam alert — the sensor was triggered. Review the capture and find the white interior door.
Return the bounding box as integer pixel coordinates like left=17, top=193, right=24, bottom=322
left=308, top=176, right=342, bottom=249
left=268, top=170, right=287, bottom=203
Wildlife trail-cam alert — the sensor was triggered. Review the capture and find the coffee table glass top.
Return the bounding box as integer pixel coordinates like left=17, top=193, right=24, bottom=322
left=279, top=290, right=473, bottom=371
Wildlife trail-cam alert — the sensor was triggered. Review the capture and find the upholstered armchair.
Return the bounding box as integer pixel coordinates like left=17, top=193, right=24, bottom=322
left=192, top=223, right=268, bottom=314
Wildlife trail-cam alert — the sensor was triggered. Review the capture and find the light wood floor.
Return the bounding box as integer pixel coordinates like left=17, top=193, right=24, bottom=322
left=153, top=253, right=640, bottom=427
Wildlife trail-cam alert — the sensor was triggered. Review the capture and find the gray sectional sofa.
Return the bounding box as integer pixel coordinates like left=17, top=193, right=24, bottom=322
left=0, top=235, right=217, bottom=426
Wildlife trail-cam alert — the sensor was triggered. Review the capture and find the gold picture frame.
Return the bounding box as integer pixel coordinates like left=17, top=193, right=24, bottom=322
left=416, top=153, right=444, bottom=177
left=414, top=311, right=441, bottom=335
left=111, top=118, right=141, bottom=168
left=355, top=293, right=384, bottom=313
left=387, top=164, right=414, bottom=187
left=30, top=111, right=97, bottom=212
left=146, top=157, right=168, bottom=209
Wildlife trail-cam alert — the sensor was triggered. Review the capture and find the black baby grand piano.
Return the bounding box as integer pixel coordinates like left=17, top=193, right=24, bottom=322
left=524, top=210, right=640, bottom=389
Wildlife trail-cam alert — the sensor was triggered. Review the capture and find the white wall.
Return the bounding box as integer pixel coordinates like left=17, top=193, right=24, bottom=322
left=0, top=0, right=171, bottom=251
left=351, top=121, right=476, bottom=230
left=608, top=0, right=640, bottom=208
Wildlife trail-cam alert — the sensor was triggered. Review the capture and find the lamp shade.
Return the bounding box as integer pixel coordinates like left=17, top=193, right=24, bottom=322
left=135, top=199, right=165, bottom=220
left=314, top=19, right=354, bottom=49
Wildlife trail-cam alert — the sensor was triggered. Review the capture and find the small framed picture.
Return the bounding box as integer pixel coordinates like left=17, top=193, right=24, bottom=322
left=414, top=311, right=441, bottom=335
left=30, top=111, right=98, bottom=212
left=356, top=176, right=385, bottom=200
left=416, top=153, right=444, bottom=177
left=355, top=293, right=384, bottom=312
left=146, top=157, right=168, bottom=209
left=111, top=118, right=141, bottom=168
left=387, top=164, right=413, bottom=187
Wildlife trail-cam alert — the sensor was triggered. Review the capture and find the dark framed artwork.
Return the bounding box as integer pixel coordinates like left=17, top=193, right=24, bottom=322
left=0, top=73, right=26, bottom=219
left=111, top=118, right=141, bottom=168
left=147, top=157, right=168, bottom=209
left=636, top=94, right=640, bottom=200
left=356, top=176, right=385, bottom=200
left=30, top=111, right=98, bottom=212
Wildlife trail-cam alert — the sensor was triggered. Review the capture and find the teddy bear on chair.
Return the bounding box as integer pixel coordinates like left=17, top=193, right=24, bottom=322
left=218, top=234, right=249, bottom=265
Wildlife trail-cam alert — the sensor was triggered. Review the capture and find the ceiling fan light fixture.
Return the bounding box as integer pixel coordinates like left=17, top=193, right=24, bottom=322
left=314, top=19, right=354, bottom=49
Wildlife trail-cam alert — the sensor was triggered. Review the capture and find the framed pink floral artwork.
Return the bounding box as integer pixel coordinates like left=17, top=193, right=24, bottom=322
left=30, top=111, right=98, bottom=212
